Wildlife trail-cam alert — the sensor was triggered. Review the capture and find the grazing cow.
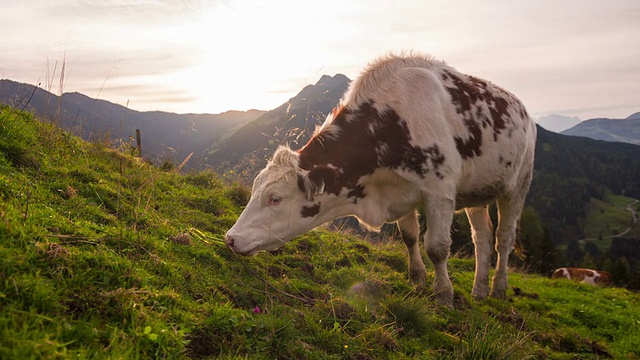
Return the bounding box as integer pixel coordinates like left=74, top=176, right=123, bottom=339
left=551, top=267, right=612, bottom=286
left=225, top=53, right=537, bottom=308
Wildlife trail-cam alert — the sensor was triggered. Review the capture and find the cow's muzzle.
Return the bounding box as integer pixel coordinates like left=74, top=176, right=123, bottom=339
left=224, top=234, right=253, bottom=256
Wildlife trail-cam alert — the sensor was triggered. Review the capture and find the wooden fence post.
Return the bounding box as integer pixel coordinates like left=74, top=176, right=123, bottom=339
left=135, top=129, right=142, bottom=157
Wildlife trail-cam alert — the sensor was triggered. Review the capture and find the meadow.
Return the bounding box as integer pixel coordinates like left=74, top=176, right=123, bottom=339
left=1, top=105, right=639, bottom=359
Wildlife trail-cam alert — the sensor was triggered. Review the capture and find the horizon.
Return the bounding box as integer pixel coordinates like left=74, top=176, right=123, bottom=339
left=1, top=1, right=639, bottom=120
left=2, top=76, right=638, bottom=124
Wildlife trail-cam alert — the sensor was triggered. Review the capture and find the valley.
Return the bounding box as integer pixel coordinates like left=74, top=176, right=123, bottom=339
left=583, top=194, right=639, bottom=241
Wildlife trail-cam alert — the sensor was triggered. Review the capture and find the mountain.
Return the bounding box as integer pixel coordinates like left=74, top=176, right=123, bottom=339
left=560, top=113, right=640, bottom=145
left=203, top=74, right=350, bottom=180
left=535, top=114, right=581, bottom=133
left=0, top=79, right=265, bottom=169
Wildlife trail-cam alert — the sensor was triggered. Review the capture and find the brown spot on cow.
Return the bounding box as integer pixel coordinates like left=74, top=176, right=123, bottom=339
left=454, top=119, right=483, bottom=159
left=299, top=101, right=448, bottom=201
left=498, top=155, right=513, bottom=168
left=301, top=203, right=321, bottom=218
left=443, top=70, right=514, bottom=158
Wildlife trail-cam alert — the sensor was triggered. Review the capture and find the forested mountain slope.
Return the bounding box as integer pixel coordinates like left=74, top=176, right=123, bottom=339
left=529, top=125, right=640, bottom=242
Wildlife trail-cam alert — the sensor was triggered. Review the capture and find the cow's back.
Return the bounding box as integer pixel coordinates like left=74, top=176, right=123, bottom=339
left=342, top=55, right=536, bottom=208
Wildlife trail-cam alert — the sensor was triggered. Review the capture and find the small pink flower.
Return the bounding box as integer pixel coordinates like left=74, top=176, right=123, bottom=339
left=252, top=307, right=261, bottom=314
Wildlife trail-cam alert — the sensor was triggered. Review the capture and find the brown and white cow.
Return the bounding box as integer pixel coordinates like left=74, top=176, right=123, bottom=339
left=225, top=53, right=537, bottom=308
left=551, top=267, right=612, bottom=286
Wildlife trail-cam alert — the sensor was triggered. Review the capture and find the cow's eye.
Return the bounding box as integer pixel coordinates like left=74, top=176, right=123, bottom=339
left=268, top=195, right=282, bottom=206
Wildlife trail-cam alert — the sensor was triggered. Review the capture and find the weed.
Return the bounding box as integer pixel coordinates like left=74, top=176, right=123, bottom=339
left=382, top=296, right=435, bottom=337
left=447, top=316, right=533, bottom=360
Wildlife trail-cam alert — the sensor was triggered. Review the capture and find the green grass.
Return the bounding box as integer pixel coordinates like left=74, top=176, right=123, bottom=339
left=583, top=192, right=639, bottom=241
left=1, top=105, right=640, bottom=359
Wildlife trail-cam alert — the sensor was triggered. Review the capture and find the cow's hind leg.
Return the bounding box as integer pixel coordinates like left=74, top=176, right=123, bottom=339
left=491, top=192, right=526, bottom=299
left=465, top=206, right=494, bottom=300
left=424, top=197, right=455, bottom=308
left=398, top=211, right=426, bottom=285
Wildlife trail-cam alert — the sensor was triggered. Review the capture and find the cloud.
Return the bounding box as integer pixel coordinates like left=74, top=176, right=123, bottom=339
left=1, top=0, right=638, bottom=117
left=37, top=1, right=209, bottom=26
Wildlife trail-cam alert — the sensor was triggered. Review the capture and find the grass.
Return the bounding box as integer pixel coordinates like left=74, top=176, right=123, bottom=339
left=583, top=191, right=639, bottom=243
left=1, top=105, right=640, bottom=359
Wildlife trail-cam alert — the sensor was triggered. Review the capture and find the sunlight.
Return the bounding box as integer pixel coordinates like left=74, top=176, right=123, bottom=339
left=168, top=1, right=358, bottom=112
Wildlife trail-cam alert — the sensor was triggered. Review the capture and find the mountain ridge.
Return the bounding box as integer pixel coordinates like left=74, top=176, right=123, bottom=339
left=203, top=73, right=351, bottom=179
left=626, top=111, right=640, bottom=120
left=560, top=115, right=640, bottom=145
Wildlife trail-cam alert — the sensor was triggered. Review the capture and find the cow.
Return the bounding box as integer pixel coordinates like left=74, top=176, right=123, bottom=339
left=224, top=53, right=537, bottom=308
left=551, top=267, right=612, bottom=286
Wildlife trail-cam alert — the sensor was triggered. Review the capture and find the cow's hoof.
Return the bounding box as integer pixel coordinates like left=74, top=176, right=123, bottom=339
left=434, top=289, right=454, bottom=309
left=471, top=286, right=489, bottom=300
left=409, top=269, right=427, bottom=285
left=490, top=289, right=507, bottom=299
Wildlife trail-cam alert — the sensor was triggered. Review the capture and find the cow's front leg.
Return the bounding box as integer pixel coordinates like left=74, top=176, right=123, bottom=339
left=424, top=197, right=455, bottom=308
left=397, top=211, right=426, bottom=285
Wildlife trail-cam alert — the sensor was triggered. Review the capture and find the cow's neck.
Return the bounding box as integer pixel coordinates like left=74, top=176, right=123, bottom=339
left=298, top=102, right=402, bottom=198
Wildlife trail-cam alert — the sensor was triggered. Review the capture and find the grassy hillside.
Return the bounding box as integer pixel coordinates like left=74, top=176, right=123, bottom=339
left=583, top=192, right=640, bottom=242
left=1, top=105, right=639, bottom=359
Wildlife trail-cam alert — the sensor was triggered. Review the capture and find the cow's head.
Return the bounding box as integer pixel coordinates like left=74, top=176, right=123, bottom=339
left=224, top=146, right=339, bottom=256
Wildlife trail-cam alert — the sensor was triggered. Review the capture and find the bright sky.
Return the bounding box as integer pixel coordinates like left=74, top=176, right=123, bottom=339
left=2, top=0, right=639, bottom=120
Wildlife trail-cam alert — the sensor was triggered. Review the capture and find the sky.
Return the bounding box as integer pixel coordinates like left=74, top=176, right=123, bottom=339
left=1, top=0, right=639, bottom=120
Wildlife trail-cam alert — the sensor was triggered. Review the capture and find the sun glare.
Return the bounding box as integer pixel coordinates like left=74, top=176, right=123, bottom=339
left=169, top=1, right=354, bottom=113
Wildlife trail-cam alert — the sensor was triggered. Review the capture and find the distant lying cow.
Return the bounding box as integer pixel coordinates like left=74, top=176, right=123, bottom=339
left=225, top=53, right=536, bottom=308
left=551, top=267, right=612, bottom=286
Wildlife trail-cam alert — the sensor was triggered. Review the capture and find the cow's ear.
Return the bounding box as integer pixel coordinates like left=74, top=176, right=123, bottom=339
left=302, top=166, right=338, bottom=201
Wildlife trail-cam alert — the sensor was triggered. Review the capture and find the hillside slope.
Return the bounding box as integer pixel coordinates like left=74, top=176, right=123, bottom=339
left=0, top=79, right=264, bottom=170
left=1, top=106, right=639, bottom=359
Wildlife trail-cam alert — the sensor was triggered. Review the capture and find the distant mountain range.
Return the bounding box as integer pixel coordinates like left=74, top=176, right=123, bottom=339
left=4, top=77, right=638, bottom=171
left=536, top=112, right=640, bottom=146
left=560, top=112, right=640, bottom=145
left=0, top=79, right=265, bottom=169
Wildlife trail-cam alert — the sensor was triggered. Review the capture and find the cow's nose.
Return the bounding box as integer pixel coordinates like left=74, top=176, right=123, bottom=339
left=224, top=233, right=254, bottom=255
left=224, top=234, right=235, bottom=251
